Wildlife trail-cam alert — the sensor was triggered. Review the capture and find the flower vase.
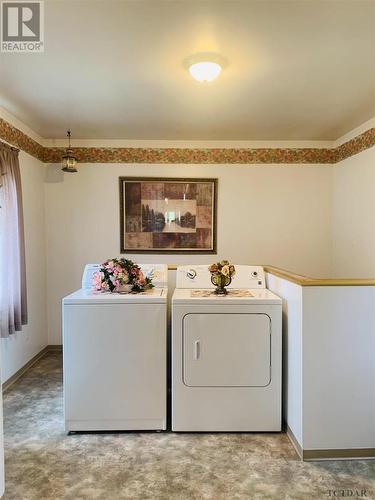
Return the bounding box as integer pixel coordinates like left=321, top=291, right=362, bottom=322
left=211, top=274, right=231, bottom=295
left=115, top=284, right=133, bottom=294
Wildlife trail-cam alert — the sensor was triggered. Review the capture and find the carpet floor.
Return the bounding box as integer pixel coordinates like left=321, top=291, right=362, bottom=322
left=2, top=353, right=374, bottom=499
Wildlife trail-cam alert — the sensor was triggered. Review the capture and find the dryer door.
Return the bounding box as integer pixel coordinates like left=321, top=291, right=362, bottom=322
left=183, top=313, right=271, bottom=387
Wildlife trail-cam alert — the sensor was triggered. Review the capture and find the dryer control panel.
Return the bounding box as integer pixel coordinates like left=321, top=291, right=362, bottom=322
left=176, top=265, right=265, bottom=289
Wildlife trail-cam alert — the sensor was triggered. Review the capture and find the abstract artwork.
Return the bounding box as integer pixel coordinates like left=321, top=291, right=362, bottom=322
left=119, top=177, right=217, bottom=253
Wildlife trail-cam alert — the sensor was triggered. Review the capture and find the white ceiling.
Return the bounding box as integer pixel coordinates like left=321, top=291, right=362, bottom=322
left=0, top=0, right=374, bottom=141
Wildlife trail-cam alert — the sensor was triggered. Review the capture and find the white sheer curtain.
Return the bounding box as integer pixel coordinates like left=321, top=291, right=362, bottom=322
left=0, top=143, right=27, bottom=337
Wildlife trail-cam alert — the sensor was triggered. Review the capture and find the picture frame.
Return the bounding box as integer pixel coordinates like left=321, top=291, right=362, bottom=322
left=119, top=177, right=217, bottom=254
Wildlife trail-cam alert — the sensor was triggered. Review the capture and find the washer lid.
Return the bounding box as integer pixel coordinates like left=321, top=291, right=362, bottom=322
left=63, top=287, right=168, bottom=305
left=172, top=288, right=281, bottom=305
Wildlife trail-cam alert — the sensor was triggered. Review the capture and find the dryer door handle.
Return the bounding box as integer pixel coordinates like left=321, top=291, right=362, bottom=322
left=194, top=340, right=201, bottom=360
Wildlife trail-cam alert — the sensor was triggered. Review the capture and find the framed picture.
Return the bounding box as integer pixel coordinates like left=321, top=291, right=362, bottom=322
left=119, top=177, right=217, bottom=254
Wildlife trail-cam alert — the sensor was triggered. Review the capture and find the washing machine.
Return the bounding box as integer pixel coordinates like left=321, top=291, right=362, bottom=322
left=172, top=265, right=282, bottom=431
left=62, top=264, right=168, bottom=432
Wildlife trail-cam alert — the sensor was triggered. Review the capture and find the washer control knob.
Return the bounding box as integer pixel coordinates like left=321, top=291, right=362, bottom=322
left=251, top=271, right=258, bottom=277
left=187, top=269, right=197, bottom=279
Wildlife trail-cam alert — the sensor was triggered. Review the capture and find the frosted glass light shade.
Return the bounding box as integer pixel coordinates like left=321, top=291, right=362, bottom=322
left=189, top=61, right=222, bottom=82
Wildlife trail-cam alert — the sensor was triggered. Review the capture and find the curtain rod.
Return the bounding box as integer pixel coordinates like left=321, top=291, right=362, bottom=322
left=0, top=139, right=20, bottom=153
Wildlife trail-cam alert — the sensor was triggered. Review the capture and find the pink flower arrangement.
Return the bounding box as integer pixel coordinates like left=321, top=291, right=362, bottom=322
left=93, top=258, right=153, bottom=293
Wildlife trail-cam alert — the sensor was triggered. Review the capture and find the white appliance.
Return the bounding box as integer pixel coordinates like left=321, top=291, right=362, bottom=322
left=0, top=378, right=4, bottom=497
left=62, top=264, right=168, bottom=432
left=172, top=265, right=282, bottom=431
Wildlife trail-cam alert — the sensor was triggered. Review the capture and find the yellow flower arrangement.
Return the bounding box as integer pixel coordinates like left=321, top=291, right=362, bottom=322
left=208, top=260, right=236, bottom=294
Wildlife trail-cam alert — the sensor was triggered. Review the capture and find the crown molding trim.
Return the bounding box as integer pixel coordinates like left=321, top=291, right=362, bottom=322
left=0, top=117, right=374, bottom=165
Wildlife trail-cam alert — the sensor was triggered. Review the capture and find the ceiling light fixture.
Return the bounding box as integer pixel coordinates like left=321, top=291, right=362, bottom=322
left=189, top=61, right=222, bottom=82
left=61, top=129, right=78, bottom=173
left=184, top=53, right=226, bottom=83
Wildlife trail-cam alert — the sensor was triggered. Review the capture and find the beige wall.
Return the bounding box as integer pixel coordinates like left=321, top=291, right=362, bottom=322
left=6, top=148, right=374, bottom=350
left=1, top=152, right=48, bottom=382
left=45, top=162, right=333, bottom=344
left=332, top=146, right=375, bottom=278
left=1, top=107, right=374, bottom=373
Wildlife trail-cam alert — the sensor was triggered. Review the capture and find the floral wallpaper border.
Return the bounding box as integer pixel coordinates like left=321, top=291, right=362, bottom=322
left=44, top=145, right=336, bottom=164
left=0, top=117, right=374, bottom=165
left=334, top=127, right=375, bottom=162
left=0, top=118, right=45, bottom=160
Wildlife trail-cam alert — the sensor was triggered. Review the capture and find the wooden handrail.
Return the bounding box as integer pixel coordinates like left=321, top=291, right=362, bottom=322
left=167, top=264, right=375, bottom=286
left=264, top=266, right=375, bottom=286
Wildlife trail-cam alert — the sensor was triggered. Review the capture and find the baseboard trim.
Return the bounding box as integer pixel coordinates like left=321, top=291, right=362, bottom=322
left=303, top=448, right=375, bottom=461
left=286, top=425, right=303, bottom=459
left=286, top=425, right=375, bottom=461
left=47, top=344, right=62, bottom=353
left=2, top=345, right=62, bottom=393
